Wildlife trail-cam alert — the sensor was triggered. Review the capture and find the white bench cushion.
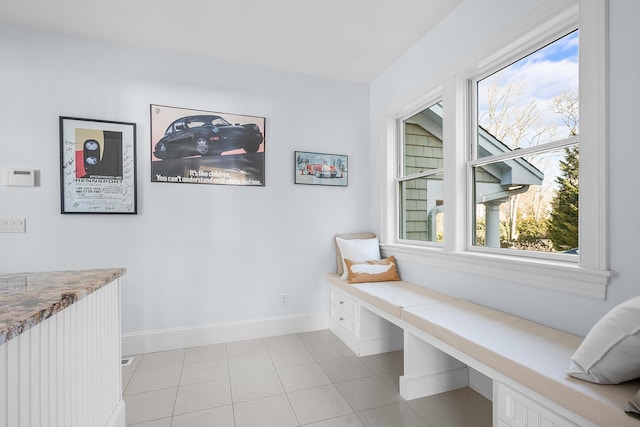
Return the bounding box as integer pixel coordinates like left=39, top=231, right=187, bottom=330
left=328, top=273, right=456, bottom=318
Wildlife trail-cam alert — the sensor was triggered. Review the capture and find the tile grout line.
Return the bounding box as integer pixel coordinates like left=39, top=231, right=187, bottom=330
left=298, top=333, right=363, bottom=426
left=169, top=349, right=187, bottom=423
left=124, top=332, right=486, bottom=426
left=270, top=340, right=302, bottom=427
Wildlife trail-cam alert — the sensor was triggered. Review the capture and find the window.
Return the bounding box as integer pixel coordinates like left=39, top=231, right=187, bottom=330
left=399, top=102, right=444, bottom=243
left=471, top=31, right=579, bottom=258
left=383, top=1, right=609, bottom=299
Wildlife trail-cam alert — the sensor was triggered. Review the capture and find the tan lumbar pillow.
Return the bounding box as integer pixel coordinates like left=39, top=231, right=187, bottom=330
left=344, top=256, right=401, bottom=284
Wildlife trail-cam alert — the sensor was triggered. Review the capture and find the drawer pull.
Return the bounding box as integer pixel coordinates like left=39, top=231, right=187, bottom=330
left=339, top=317, right=344, bottom=321
left=339, top=300, right=344, bottom=304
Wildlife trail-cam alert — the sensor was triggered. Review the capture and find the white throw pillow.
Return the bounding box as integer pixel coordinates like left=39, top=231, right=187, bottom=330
left=568, top=296, right=640, bottom=384
left=335, top=237, right=381, bottom=280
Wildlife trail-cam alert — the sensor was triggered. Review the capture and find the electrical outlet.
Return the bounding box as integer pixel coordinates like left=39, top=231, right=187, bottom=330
left=280, top=293, right=288, bottom=306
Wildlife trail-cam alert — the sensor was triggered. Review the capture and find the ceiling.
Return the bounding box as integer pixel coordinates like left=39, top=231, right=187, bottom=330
left=0, top=0, right=461, bottom=83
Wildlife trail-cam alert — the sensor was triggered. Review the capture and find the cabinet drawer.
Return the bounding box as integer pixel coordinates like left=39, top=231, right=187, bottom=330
left=496, top=382, right=579, bottom=427
left=330, top=288, right=358, bottom=320
left=331, top=306, right=357, bottom=337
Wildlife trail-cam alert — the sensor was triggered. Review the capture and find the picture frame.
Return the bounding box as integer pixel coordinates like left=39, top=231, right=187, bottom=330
left=150, top=104, right=266, bottom=186
left=59, top=116, right=137, bottom=214
left=295, top=151, right=348, bottom=187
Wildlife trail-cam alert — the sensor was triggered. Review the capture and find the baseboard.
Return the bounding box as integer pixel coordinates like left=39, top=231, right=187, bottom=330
left=358, top=333, right=404, bottom=356
left=399, top=367, right=469, bottom=400
left=122, top=313, right=328, bottom=355
left=329, top=321, right=404, bottom=356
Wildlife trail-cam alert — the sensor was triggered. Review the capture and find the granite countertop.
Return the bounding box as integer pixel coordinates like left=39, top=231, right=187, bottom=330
left=0, top=268, right=125, bottom=345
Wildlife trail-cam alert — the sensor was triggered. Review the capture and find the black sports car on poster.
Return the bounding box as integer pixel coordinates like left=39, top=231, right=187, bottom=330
left=153, top=115, right=263, bottom=159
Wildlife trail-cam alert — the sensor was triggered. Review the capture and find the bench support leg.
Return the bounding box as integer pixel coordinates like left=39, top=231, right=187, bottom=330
left=400, top=331, right=468, bottom=400
left=357, top=307, right=404, bottom=356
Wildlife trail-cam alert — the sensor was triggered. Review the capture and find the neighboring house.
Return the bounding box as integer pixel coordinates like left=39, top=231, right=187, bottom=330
left=403, top=107, right=543, bottom=246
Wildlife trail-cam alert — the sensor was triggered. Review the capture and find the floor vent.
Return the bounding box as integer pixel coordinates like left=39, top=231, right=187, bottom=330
left=121, top=357, right=134, bottom=367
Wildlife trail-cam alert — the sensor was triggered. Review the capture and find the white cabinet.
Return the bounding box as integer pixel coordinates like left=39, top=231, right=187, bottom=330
left=329, top=286, right=403, bottom=356
left=330, top=289, right=358, bottom=320
left=330, top=304, right=357, bottom=337
left=330, top=287, right=359, bottom=338
left=0, top=277, right=124, bottom=427
left=329, top=287, right=359, bottom=343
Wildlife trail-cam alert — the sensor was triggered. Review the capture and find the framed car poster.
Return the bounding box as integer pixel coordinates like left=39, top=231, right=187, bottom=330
left=295, top=151, right=348, bottom=187
left=150, top=104, right=266, bottom=186
left=59, top=116, right=137, bottom=214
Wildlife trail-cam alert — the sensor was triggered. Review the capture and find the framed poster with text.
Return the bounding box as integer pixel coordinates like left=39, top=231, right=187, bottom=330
left=59, top=116, right=137, bottom=214
left=150, top=104, right=265, bottom=186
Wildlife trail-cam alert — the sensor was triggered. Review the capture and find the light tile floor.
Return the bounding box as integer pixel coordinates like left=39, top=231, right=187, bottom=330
left=122, top=329, right=492, bottom=427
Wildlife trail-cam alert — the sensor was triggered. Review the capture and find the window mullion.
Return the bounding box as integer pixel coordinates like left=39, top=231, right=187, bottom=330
left=398, top=168, right=444, bottom=182
left=468, top=136, right=579, bottom=169
left=443, top=77, right=466, bottom=252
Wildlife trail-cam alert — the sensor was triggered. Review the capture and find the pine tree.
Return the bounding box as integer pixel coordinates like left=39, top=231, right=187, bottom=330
left=548, top=146, right=579, bottom=251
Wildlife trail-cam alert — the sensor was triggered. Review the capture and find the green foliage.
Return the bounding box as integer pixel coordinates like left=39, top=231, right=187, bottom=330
left=500, top=221, right=510, bottom=248
left=517, top=209, right=548, bottom=244
left=548, top=146, right=579, bottom=251
left=477, top=208, right=551, bottom=251
left=499, top=209, right=551, bottom=250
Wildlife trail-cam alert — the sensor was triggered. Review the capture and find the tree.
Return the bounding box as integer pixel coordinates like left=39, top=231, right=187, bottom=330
left=478, top=68, right=580, bottom=251
left=547, top=146, right=579, bottom=251
left=481, top=81, right=541, bottom=150
left=480, top=80, right=545, bottom=243
left=515, top=207, right=551, bottom=251
left=548, top=90, right=579, bottom=251
left=552, top=90, right=579, bottom=136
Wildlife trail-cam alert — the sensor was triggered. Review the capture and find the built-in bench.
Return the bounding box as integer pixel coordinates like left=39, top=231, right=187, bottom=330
left=328, top=273, right=640, bottom=427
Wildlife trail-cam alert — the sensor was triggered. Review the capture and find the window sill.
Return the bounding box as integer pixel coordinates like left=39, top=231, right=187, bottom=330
left=380, top=243, right=610, bottom=300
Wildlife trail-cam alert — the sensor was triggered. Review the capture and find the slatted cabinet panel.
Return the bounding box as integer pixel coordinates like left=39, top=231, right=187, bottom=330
left=0, top=279, right=122, bottom=427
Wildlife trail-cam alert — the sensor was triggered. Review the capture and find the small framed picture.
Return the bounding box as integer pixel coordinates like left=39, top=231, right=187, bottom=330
left=59, top=116, right=137, bottom=214
left=295, top=151, right=348, bottom=187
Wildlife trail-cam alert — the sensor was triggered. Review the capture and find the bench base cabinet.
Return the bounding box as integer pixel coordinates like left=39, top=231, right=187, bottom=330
left=328, top=282, right=608, bottom=427
left=329, top=287, right=403, bottom=356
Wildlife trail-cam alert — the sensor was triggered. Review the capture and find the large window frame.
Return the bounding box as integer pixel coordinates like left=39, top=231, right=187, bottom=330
left=468, top=27, right=580, bottom=260
left=382, top=0, right=609, bottom=299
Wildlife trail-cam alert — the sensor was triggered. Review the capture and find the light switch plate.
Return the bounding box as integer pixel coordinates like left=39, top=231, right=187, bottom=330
left=0, top=218, right=26, bottom=233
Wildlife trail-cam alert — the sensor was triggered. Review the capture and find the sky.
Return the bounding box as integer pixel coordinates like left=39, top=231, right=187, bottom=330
left=478, top=30, right=579, bottom=147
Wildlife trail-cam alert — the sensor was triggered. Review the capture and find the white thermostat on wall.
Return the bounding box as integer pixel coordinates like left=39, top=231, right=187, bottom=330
left=2, top=169, right=36, bottom=186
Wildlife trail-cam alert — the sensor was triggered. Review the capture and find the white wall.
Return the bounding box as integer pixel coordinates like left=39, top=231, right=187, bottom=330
left=0, top=26, right=371, bottom=342
left=4, top=0, right=638, bottom=347
left=370, top=0, right=640, bottom=337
